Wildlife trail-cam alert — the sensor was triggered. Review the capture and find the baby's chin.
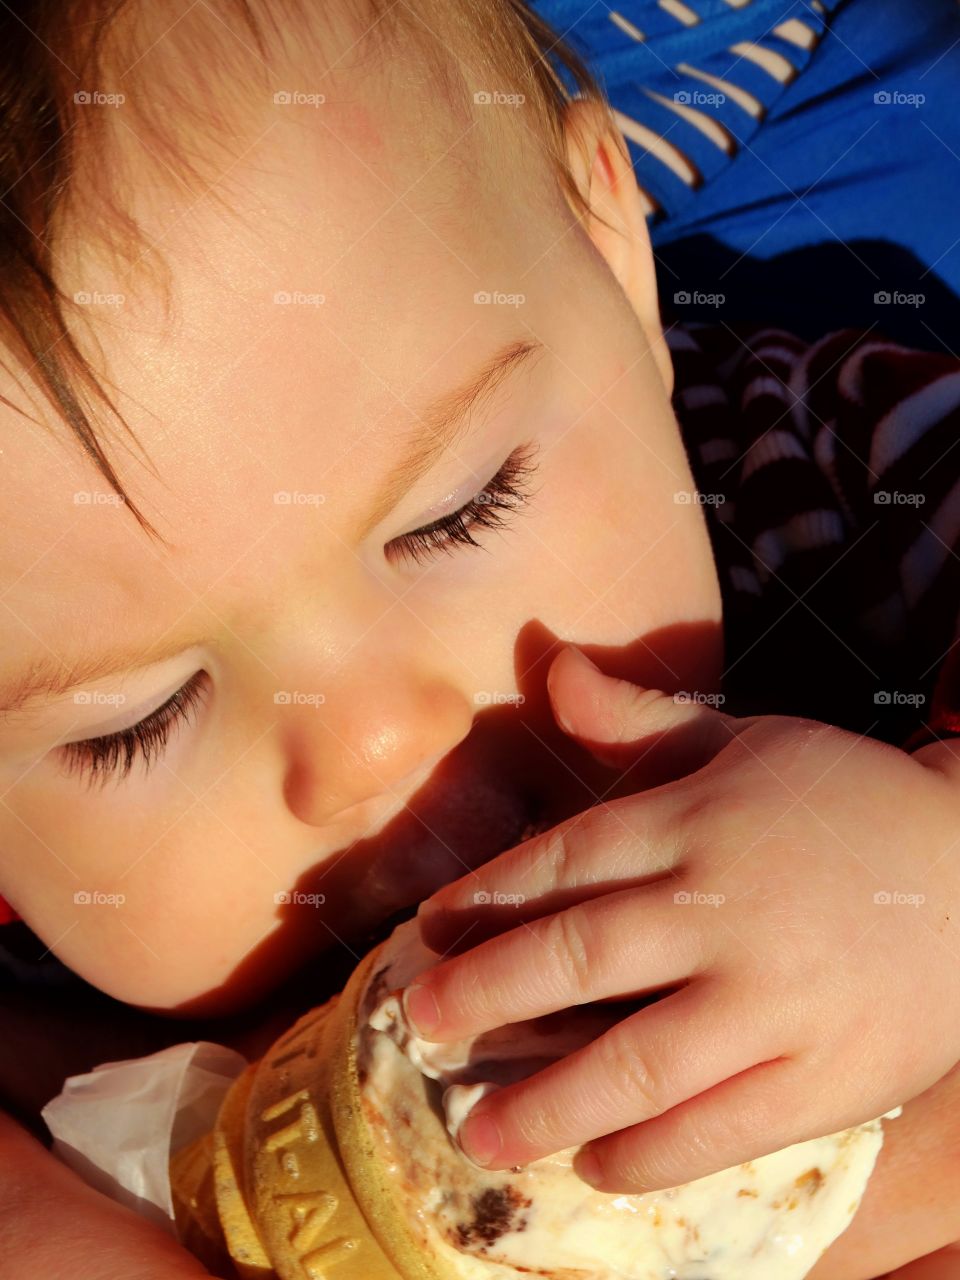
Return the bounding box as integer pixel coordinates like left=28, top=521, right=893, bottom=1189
left=123, top=795, right=541, bottom=1023
left=126, top=722, right=565, bottom=1020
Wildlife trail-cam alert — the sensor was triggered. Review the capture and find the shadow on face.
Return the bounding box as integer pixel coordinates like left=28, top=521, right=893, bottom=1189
left=159, top=613, right=721, bottom=1023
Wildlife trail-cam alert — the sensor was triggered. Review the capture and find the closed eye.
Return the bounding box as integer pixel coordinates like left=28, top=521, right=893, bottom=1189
left=59, top=670, right=209, bottom=787
left=386, top=442, right=540, bottom=567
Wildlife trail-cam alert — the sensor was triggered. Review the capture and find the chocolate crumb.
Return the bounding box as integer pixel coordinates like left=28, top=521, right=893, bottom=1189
left=454, top=1184, right=532, bottom=1249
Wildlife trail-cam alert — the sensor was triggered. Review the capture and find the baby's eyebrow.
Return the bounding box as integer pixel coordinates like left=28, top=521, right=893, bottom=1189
left=0, top=337, right=544, bottom=718
left=357, top=335, right=544, bottom=539
left=0, top=640, right=197, bottom=719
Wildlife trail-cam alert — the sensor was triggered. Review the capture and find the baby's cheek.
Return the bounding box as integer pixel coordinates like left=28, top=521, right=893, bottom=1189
left=0, top=789, right=303, bottom=1012
left=47, top=877, right=266, bottom=1011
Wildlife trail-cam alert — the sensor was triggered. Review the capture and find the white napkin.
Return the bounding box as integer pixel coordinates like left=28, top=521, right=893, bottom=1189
left=40, top=1040, right=247, bottom=1235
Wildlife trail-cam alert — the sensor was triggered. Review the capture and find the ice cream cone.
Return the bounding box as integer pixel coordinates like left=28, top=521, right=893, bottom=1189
left=172, top=922, right=896, bottom=1280
left=171, top=944, right=443, bottom=1280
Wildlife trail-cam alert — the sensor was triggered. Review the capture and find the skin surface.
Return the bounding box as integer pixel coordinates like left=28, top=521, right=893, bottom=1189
left=0, top=24, right=720, bottom=1017
left=0, top=1105, right=214, bottom=1280
left=0, top=9, right=955, bottom=1277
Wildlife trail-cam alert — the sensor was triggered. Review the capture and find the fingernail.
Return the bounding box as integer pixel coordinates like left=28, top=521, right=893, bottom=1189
left=459, top=1110, right=502, bottom=1168
left=575, top=1148, right=603, bottom=1187
left=402, top=983, right=441, bottom=1036
left=568, top=644, right=600, bottom=672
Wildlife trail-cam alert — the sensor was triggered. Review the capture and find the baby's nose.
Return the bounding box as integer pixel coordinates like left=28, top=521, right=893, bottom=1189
left=278, top=677, right=473, bottom=828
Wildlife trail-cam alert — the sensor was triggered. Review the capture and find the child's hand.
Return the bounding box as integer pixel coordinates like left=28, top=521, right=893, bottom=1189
left=407, top=647, right=960, bottom=1193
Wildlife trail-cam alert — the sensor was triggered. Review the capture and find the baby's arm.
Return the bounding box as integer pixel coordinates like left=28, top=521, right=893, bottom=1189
left=812, top=1060, right=960, bottom=1278
left=0, top=985, right=227, bottom=1277
left=0, top=1104, right=214, bottom=1279
left=885, top=1251, right=960, bottom=1280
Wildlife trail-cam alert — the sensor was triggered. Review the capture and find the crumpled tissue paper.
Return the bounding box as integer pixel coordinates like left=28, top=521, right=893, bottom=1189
left=41, top=1040, right=247, bottom=1235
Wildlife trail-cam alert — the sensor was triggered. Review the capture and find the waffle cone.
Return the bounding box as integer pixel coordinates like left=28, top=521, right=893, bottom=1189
left=171, top=944, right=447, bottom=1280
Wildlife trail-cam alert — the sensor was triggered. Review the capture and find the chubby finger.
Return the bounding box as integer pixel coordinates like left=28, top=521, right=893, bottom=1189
left=455, top=979, right=773, bottom=1171
left=418, top=793, right=683, bottom=956
left=405, top=880, right=712, bottom=1044
left=574, top=1056, right=844, bottom=1194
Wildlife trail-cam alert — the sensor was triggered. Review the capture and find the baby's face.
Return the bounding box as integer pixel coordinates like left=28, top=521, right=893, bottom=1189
left=0, top=52, right=721, bottom=1014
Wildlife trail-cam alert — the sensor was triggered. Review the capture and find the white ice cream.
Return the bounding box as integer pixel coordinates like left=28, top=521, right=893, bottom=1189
left=357, top=918, right=896, bottom=1280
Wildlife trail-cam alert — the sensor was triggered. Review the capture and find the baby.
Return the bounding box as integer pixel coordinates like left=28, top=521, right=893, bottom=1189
left=1, top=1, right=959, bottom=1277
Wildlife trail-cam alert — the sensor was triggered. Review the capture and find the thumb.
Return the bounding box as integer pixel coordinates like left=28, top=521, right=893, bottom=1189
left=546, top=645, right=742, bottom=781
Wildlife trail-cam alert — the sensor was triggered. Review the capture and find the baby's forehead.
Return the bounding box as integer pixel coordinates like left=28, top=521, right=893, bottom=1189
left=53, top=0, right=541, bottom=358
left=67, top=0, right=510, bottom=242
left=0, top=121, right=547, bottom=644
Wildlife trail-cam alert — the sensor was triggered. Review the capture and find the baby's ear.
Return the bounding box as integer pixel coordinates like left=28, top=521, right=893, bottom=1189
left=562, top=96, right=673, bottom=397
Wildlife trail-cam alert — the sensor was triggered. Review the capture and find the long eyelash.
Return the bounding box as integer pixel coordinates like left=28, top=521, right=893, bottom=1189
left=390, top=443, right=541, bottom=567
left=60, top=671, right=209, bottom=788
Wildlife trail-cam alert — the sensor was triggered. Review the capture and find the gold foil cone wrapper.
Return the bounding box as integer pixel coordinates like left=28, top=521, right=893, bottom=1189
left=170, top=945, right=446, bottom=1280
